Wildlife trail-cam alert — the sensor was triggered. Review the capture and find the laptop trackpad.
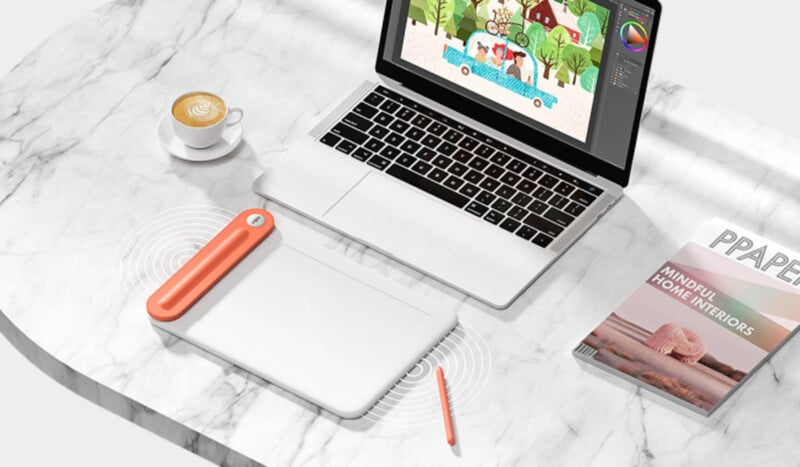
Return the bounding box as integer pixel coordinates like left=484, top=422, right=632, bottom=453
left=322, top=172, right=548, bottom=307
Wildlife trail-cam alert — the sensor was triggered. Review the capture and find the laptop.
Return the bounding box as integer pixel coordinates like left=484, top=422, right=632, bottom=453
left=254, top=0, right=661, bottom=308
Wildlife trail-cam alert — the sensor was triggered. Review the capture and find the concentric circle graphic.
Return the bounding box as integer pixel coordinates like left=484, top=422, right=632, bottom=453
left=112, top=205, right=235, bottom=302
left=363, top=322, right=492, bottom=427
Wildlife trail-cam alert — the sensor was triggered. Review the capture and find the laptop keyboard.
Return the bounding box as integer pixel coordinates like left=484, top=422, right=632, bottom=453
left=318, top=86, right=603, bottom=248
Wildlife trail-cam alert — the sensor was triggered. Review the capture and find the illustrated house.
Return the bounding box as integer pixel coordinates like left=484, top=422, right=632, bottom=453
left=528, top=0, right=581, bottom=44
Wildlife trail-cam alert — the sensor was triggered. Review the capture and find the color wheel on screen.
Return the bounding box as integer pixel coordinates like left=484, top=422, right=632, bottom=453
left=620, top=21, right=648, bottom=52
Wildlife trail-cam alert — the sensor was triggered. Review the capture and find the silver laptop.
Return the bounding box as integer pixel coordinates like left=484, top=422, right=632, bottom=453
left=254, top=0, right=662, bottom=308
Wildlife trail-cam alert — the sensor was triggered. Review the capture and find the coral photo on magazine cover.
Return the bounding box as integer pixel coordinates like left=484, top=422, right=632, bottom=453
left=401, top=0, right=609, bottom=141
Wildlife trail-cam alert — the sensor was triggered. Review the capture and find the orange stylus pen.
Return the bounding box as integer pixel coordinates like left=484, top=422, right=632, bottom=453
left=436, top=366, right=455, bottom=446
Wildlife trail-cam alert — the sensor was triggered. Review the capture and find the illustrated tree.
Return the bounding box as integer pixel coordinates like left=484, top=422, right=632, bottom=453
left=577, top=12, right=600, bottom=47
left=514, top=0, right=536, bottom=23
left=548, top=25, right=571, bottom=54
left=468, top=0, right=488, bottom=11
left=581, top=66, right=599, bottom=93
left=408, top=0, right=429, bottom=25
left=453, top=0, right=469, bottom=25
left=536, top=42, right=560, bottom=79
left=555, top=63, right=570, bottom=88
left=525, top=21, right=546, bottom=56
left=457, top=5, right=479, bottom=44
left=426, top=0, right=454, bottom=36
left=506, top=8, right=526, bottom=44
left=568, top=0, right=596, bottom=17
left=444, top=15, right=459, bottom=39
left=562, top=44, right=592, bottom=85
left=594, top=5, right=610, bottom=36
left=589, top=34, right=604, bottom=66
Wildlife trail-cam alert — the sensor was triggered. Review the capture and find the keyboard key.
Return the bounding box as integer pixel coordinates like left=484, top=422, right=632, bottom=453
left=458, top=137, right=479, bottom=151
left=485, top=164, right=504, bottom=178
left=343, top=112, right=372, bottom=132
left=492, top=199, right=512, bottom=213
left=496, top=184, right=516, bottom=200
left=365, top=92, right=384, bottom=106
left=405, top=127, right=425, bottom=141
left=400, top=140, right=421, bottom=154
left=331, top=123, right=369, bottom=145
left=374, top=112, right=394, bottom=126
left=533, top=186, right=553, bottom=202
left=386, top=164, right=469, bottom=208
left=479, top=178, right=500, bottom=191
left=522, top=167, right=542, bottom=182
left=529, top=200, right=548, bottom=214
left=396, top=107, right=416, bottom=121
left=411, top=160, right=433, bottom=175
left=544, top=207, right=576, bottom=227
left=380, top=146, right=401, bottom=160
left=320, top=132, right=341, bottom=147
left=512, top=192, right=532, bottom=207
left=379, top=100, right=400, bottom=114
left=437, top=142, right=457, bottom=156
left=522, top=214, right=563, bottom=237
left=417, top=148, right=436, bottom=161
left=499, top=218, right=521, bottom=233
left=500, top=172, right=521, bottom=186
left=549, top=194, right=569, bottom=209
left=432, top=155, right=452, bottom=169
left=411, top=114, right=432, bottom=129
left=506, top=160, right=526, bottom=173
left=490, top=152, right=511, bottom=166
left=459, top=183, right=479, bottom=198
left=367, top=155, right=391, bottom=170
left=565, top=202, right=586, bottom=217
left=444, top=176, right=464, bottom=190
left=484, top=210, right=503, bottom=225
left=466, top=201, right=488, bottom=217
left=476, top=144, right=495, bottom=158
left=352, top=147, right=372, bottom=161
left=428, top=122, right=448, bottom=135
left=396, top=153, right=416, bottom=167
left=443, top=129, right=463, bottom=143
left=516, top=226, right=537, bottom=240
left=353, top=103, right=379, bottom=119
left=335, top=140, right=356, bottom=154
left=385, top=132, right=405, bottom=146
left=421, top=134, right=442, bottom=149
left=555, top=182, right=575, bottom=196
left=516, top=179, right=536, bottom=194
left=389, top=120, right=410, bottom=133
left=468, top=157, right=489, bottom=171
left=448, top=162, right=468, bottom=176
left=539, top=174, right=559, bottom=189
left=429, top=168, right=448, bottom=182
left=465, top=169, right=484, bottom=184
left=570, top=189, right=597, bottom=206
left=533, top=233, right=554, bottom=248
left=452, top=149, right=472, bottom=164
left=368, top=125, right=390, bottom=139
left=477, top=190, right=497, bottom=205
left=365, top=137, right=385, bottom=152
left=507, top=206, right=527, bottom=221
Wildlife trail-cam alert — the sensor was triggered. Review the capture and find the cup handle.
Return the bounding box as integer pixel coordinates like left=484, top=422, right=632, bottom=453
left=227, top=107, right=244, bottom=126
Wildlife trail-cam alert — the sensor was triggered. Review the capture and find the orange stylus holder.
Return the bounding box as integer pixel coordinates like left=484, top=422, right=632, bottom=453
left=146, top=208, right=275, bottom=322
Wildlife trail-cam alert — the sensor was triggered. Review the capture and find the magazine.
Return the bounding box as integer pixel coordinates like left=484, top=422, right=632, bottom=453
left=574, top=218, right=800, bottom=415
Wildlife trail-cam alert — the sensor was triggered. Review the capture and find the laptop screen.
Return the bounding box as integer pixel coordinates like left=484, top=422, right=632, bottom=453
left=381, top=0, right=657, bottom=171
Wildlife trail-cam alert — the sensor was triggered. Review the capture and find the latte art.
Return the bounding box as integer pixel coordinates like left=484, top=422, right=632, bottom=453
left=172, top=92, right=226, bottom=127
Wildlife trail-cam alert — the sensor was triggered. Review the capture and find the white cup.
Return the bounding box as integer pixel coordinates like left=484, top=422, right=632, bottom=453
left=171, top=91, right=244, bottom=149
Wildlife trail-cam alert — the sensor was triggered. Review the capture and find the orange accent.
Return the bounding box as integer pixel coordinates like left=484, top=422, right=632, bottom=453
left=146, top=208, right=275, bottom=322
left=436, top=366, right=456, bottom=446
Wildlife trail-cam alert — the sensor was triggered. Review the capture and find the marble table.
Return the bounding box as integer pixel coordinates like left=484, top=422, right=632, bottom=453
left=2, top=1, right=800, bottom=465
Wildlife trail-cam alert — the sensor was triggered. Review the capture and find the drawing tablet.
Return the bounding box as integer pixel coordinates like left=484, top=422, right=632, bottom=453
left=148, top=209, right=457, bottom=418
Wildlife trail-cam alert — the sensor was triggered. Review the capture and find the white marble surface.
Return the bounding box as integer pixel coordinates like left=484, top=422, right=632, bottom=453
left=2, top=0, right=800, bottom=466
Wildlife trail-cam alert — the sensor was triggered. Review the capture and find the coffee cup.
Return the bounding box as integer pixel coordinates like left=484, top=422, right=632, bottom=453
left=171, top=91, right=243, bottom=148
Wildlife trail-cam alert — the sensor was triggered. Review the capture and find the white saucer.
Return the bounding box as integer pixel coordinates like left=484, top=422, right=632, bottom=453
left=157, top=114, right=243, bottom=162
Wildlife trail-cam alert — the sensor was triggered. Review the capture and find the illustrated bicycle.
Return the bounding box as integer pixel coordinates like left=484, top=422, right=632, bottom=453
left=485, top=9, right=530, bottom=48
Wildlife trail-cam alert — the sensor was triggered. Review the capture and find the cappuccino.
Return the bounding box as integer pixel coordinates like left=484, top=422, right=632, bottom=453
left=172, top=92, right=226, bottom=127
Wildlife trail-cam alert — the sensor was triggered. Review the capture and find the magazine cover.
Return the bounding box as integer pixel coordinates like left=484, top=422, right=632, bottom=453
left=574, top=218, right=800, bottom=415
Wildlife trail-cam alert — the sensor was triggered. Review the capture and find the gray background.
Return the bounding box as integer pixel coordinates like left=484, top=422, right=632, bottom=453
left=0, top=0, right=797, bottom=465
